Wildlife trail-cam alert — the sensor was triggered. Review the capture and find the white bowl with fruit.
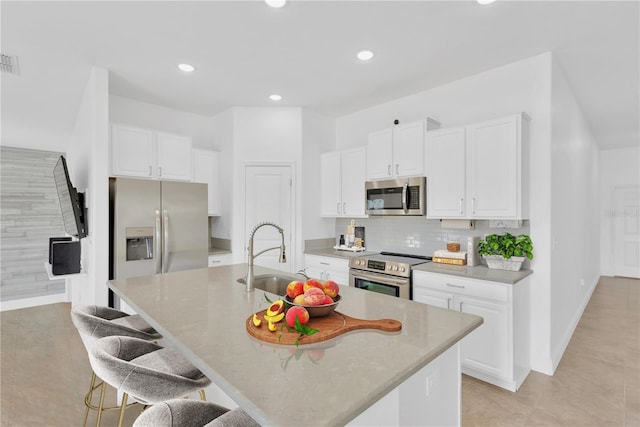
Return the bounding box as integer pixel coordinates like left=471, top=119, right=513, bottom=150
left=284, top=278, right=341, bottom=317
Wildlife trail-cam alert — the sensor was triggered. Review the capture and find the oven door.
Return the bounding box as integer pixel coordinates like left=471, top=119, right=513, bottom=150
left=349, top=269, right=411, bottom=299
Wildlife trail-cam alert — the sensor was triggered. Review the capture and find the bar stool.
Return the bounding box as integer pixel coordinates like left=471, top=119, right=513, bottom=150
left=133, top=400, right=260, bottom=427
left=89, top=335, right=212, bottom=427
left=70, top=305, right=162, bottom=426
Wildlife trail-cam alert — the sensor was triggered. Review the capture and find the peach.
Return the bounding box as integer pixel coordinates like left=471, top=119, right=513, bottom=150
left=303, top=279, right=323, bottom=292
left=321, top=280, right=339, bottom=298
left=303, top=287, right=326, bottom=306
left=293, top=294, right=306, bottom=305
left=285, top=306, right=309, bottom=327
left=266, top=300, right=285, bottom=317
left=286, top=281, right=304, bottom=299
left=322, top=295, right=334, bottom=305
left=307, top=349, right=325, bottom=362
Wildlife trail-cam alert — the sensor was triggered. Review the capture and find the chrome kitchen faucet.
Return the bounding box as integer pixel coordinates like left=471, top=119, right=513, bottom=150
left=245, top=222, right=286, bottom=292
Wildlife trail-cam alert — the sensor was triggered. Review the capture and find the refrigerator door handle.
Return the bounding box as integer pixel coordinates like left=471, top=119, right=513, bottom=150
left=154, top=210, right=162, bottom=274
left=163, top=209, right=169, bottom=273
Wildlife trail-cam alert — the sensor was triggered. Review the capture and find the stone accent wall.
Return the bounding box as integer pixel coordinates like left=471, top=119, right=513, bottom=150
left=1, top=147, right=66, bottom=302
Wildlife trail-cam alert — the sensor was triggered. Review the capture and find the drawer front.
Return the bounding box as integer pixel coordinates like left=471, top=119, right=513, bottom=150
left=208, top=253, right=231, bottom=267
left=304, top=255, right=349, bottom=271
left=413, top=271, right=509, bottom=303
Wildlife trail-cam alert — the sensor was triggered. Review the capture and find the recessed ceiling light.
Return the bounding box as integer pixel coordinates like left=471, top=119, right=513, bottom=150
left=356, top=50, right=374, bottom=61
left=269, top=94, right=282, bottom=101
left=178, top=63, right=195, bottom=72
left=265, top=0, right=286, bottom=8
left=477, top=0, right=496, bottom=4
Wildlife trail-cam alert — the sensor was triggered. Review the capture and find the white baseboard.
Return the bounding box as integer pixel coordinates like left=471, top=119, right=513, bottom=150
left=549, top=275, right=599, bottom=373
left=0, top=293, right=69, bottom=311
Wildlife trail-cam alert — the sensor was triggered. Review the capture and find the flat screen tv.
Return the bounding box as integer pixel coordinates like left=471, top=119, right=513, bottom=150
left=53, top=155, right=88, bottom=239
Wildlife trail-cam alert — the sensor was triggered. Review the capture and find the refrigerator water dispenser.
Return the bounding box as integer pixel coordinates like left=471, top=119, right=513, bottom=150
left=126, top=227, right=154, bottom=261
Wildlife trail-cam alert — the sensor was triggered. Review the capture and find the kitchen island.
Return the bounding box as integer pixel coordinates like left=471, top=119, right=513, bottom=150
left=107, top=264, right=482, bottom=426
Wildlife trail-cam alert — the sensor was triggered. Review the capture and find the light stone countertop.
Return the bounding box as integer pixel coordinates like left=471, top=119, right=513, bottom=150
left=413, top=262, right=533, bottom=284
left=107, top=263, right=482, bottom=426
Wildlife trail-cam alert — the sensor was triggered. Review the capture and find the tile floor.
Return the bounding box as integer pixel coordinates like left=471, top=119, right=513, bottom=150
left=1, top=276, right=638, bottom=426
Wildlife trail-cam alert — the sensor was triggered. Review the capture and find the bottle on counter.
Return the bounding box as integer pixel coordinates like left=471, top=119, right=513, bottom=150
left=346, top=219, right=355, bottom=247
left=339, top=234, right=345, bottom=246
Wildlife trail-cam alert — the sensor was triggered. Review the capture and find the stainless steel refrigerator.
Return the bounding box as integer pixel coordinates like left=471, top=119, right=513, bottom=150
left=109, top=177, right=208, bottom=307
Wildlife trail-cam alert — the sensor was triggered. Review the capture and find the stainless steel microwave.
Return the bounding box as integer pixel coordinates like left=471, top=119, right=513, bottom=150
left=365, top=176, right=426, bottom=216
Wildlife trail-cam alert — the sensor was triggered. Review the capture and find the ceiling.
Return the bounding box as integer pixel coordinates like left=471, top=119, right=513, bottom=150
left=2, top=1, right=638, bottom=153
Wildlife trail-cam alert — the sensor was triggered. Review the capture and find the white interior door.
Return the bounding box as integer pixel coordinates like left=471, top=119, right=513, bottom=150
left=244, top=165, right=293, bottom=272
left=614, top=186, right=640, bottom=278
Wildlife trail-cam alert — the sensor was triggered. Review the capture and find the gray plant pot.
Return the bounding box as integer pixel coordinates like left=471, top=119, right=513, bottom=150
left=483, top=255, right=525, bottom=271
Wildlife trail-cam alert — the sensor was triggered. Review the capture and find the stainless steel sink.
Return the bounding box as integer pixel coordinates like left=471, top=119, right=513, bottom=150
left=237, top=274, right=297, bottom=295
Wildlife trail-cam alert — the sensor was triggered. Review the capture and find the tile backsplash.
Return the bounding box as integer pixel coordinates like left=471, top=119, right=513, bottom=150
left=335, top=217, right=530, bottom=257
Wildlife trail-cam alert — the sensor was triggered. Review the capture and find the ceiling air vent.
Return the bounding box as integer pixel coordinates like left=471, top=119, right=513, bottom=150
left=1, top=54, right=19, bottom=75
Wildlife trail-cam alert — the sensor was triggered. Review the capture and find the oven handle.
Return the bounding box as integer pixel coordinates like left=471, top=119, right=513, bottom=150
left=349, top=269, right=410, bottom=287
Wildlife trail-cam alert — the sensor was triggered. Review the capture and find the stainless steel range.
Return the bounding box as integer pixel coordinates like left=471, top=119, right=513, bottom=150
left=349, top=252, right=432, bottom=300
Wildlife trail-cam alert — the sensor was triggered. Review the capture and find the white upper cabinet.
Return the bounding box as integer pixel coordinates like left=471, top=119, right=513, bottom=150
left=320, top=147, right=367, bottom=217
left=155, top=132, right=193, bottom=181
left=425, top=113, right=529, bottom=220
left=111, top=124, right=155, bottom=178
left=425, top=126, right=467, bottom=218
left=467, top=115, right=527, bottom=219
left=366, top=128, right=394, bottom=179
left=367, top=119, right=440, bottom=180
left=110, top=123, right=192, bottom=181
left=192, top=149, right=220, bottom=216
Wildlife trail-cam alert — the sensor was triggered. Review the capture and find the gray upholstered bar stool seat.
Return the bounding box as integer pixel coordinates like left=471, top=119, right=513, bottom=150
left=89, top=335, right=212, bottom=427
left=133, top=400, right=260, bottom=427
left=70, top=305, right=162, bottom=426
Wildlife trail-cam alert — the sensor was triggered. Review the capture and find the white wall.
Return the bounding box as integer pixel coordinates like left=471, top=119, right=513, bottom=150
left=66, top=67, right=110, bottom=307
left=230, top=107, right=303, bottom=270
left=549, top=58, right=601, bottom=370
left=301, top=109, right=336, bottom=241
left=210, top=108, right=235, bottom=241
left=335, top=53, right=556, bottom=374
left=600, top=146, right=640, bottom=275
left=109, top=95, right=217, bottom=150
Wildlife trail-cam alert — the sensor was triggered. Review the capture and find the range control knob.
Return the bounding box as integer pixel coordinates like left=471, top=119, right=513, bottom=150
left=399, top=267, right=406, bottom=273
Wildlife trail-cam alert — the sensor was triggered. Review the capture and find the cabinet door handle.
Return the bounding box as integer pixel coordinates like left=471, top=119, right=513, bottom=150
left=159, top=166, right=163, bottom=177
left=343, top=202, right=346, bottom=214
left=387, top=164, right=392, bottom=176
left=459, top=301, right=463, bottom=311
left=446, top=297, right=451, bottom=310
left=446, top=283, right=465, bottom=289
left=149, top=165, right=152, bottom=176
left=337, top=202, right=341, bottom=215
left=396, top=164, right=399, bottom=175
left=472, top=197, right=476, bottom=215
left=320, top=262, right=330, bottom=266
left=460, top=198, right=464, bottom=215
left=210, top=260, right=221, bottom=264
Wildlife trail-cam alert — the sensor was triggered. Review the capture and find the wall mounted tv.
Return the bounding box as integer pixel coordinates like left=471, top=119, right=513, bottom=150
left=53, top=155, right=88, bottom=239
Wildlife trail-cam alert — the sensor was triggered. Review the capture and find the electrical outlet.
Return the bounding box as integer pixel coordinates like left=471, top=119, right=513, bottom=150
left=425, top=377, right=432, bottom=397
left=580, top=278, right=585, bottom=287
left=489, top=220, right=523, bottom=229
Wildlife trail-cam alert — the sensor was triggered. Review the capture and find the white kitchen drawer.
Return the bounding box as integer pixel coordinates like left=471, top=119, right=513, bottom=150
left=304, top=254, right=349, bottom=286
left=413, top=271, right=509, bottom=303
left=304, top=254, right=348, bottom=271
left=208, top=253, right=231, bottom=267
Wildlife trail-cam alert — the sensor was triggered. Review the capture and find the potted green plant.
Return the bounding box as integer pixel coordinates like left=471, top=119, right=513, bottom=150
left=477, top=233, right=533, bottom=271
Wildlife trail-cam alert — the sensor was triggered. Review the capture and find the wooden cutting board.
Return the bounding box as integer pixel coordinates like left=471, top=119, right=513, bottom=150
left=246, top=310, right=402, bottom=345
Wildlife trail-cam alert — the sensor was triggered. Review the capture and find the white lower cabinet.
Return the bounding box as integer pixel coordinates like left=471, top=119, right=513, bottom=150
left=413, top=270, right=530, bottom=392
left=303, top=255, right=349, bottom=286
left=208, top=253, right=232, bottom=267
